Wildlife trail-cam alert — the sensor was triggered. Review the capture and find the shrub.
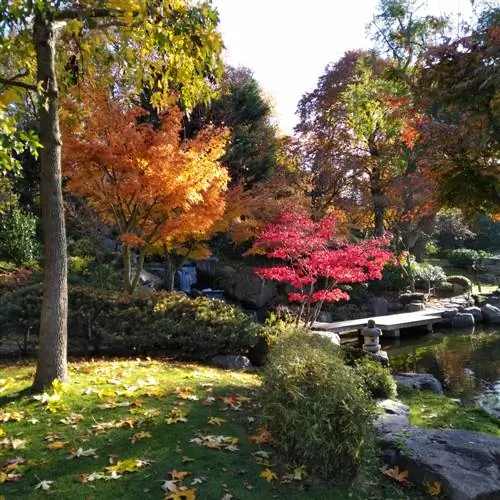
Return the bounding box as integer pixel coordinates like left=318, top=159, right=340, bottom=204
left=0, top=286, right=262, bottom=358
left=412, top=263, right=446, bottom=291
left=0, top=206, right=39, bottom=264
left=434, top=281, right=456, bottom=297
left=446, top=275, right=472, bottom=291
left=260, top=333, right=374, bottom=479
left=353, top=358, right=397, bottom=399
left=447, top=248, right=491, bottom=269
left=371, top=262, right=409, bottom=293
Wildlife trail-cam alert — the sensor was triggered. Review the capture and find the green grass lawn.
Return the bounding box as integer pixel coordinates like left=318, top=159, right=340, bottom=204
left=0, top=359, right=434, bottom=500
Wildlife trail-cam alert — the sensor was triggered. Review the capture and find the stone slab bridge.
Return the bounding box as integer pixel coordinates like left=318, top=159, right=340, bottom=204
left=312, top=309, right=445, bottom=338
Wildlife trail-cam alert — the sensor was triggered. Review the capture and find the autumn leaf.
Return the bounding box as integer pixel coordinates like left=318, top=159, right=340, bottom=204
left=0, top=429, right=4, bottom=438
left=169, top=470, right=191, bottom=480
left=105, top=458, right=152, bottom=474
left=259, top=468, right=277, bottom=482
left=47, top=441, right=69, bottom=450
left=173, top=387, right=198, bottom=400
left=208, top=417, right=226, bottom=426
left=0, top=409, right=23, bottom=422
left=166, top=407, right=189, bottom=424
left=130, top=431, right=152, bottom=444
left=380, top=465, right=410, bottom=485
left=34, top=480, right=54, bottom=491
left=181, top=456, right=194, bottom=464
left=60, top=413, right=84, bottom=425
left=68, top=447, right=98, bottom=459
left=248, top=427, right=273, bottom=444
left=426, top=481, right=442, bottom=496
left=0, top=438, right=28, bottom=450
left=76, top=472, right=104, bottom=483
left=164, top=488, right=197, bottom=500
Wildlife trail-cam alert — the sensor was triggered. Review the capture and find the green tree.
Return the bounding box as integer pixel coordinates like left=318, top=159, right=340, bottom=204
left=0, top=0, right=223, bottom=391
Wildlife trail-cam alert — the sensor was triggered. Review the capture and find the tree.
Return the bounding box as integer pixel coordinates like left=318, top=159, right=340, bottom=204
left=183, top=66, right=280, bottom=187
left=250, top=211, right=392, bottom=326
left=0, top=0, right=223, bottom=390
left=62, top=86, right=229, bottom=294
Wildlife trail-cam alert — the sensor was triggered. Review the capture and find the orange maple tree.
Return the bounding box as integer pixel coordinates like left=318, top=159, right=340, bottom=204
left=62, top=87, right=229, bottom=293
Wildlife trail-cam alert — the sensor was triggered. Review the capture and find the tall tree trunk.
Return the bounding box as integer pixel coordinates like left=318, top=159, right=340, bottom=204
left=122, top=245, right=133, bottom=293
left=164, top=253, right=176, bottom=292
left=372, top=187, right=385, bottom=236
left=32, top=8, right=68, bottom=391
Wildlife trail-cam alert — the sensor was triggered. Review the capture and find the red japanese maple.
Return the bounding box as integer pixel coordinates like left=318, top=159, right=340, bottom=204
left=252, top=211, right=392, bottom=326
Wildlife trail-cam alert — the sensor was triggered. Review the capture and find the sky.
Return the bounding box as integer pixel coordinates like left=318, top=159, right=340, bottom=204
left=212, top=0, right=475, bottom=135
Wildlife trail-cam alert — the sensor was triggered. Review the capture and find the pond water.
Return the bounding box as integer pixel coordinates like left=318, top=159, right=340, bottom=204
left=384, top=327, right=500, bottom=417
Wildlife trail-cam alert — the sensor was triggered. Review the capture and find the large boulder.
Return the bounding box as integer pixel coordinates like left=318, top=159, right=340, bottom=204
left=377, top=425, right=500, bottom=500
left=393, top=372, right=443, bottom=394
left=405, top=302, right=425, bottom=312
left=463, top=306, right=483, bottom=323
left=451, top=313, right=475, bottom=328
left=211, top=355, right=251, bottom=371
left=310, top=330, right=341, bottom=346
left=215, top=266, right=278, bottom=309
left=481, top=304, right=500, bottom=324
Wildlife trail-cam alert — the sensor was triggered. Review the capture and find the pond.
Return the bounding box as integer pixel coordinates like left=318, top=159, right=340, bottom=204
left=384, top=327, right=500, bottom=418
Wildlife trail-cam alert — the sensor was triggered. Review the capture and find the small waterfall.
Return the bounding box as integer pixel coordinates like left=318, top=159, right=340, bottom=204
left=177, top=266, right=197, bottom=293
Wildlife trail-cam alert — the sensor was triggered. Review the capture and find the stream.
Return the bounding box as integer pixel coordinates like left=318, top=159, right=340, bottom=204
left=382, top=327, right=500, bottom=418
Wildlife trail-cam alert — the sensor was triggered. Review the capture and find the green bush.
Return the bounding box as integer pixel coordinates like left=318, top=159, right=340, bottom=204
left=0, top=206, right=39, bottom=264
left=412, top=263, right=446, bottom=291
left=446, top=275, right=472, bottom=291
left=447, top=248, right=492, bottom=268
left=371, top=262, right=409, bottom=292
left=260, top=333, right=374, bottom=480
left=0, top=286, right=262, bottom=358
left=354, top=358, right=397, bottom=400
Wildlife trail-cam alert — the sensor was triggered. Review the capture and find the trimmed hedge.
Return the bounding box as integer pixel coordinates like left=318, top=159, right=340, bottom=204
left=260, top=333, right=374, bottom=479
left=446, top=275, right=472, bottom=291
left=0, top=285, right=261, bottom=359
left=447, top=249, right=492, bottom=269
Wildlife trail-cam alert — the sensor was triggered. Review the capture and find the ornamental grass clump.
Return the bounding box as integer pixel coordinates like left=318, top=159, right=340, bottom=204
left=260, top=333, right=375, bottom=480
left=354, top=358, right=397, bottom=400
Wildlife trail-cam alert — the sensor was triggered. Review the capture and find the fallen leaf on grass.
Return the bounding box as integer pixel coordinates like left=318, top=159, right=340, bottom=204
left=173, top=387, right=195, bottom=400
left=190, top=477, right=207, bottom=485
left=380, top=465, right=410, bottom=485
left=0, top=438, right=28, bottom=450
left=181, top=456, right=194, bottom=464
left=208, top=417, right=226, bottom=426
left=105, top=458, right=153, bottom=474
left=0, top=429, right=4, bottom=437
left=34, top=480, right=54, bottom=491
left=248, top=427, right=273, bottom=444
left=164, top=488, right=196, bottom=500
left=221, top=494, right=233, bottom=500
left=130, top=431, right=152, bottom=444
left=60, top=413, right=84, bottom=425
left=76, top=472, right=104, bottom=483
left=202, top=397, right=216, bottom=406
left=169, top=470, right=191, bottom=480
left=0, top=410, right=23, bottom=422
left=166, top=407, right=189, bottom=424
left=68, top=447, right=98, bottom=459
left=190, top=435, right=238, bottom=451
left=47, top=441, right=69, bottom=450
left=0, top=471, right=21, bottom=484
left=143, top=388, right=167, bottom=398
left=259, top=468, right=277, bottom=482
left=426, top=481, right=442, bottom=496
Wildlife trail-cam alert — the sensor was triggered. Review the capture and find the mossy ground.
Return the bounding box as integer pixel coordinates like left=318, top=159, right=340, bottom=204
left=397, top=386, right=500, bottom=436
left=0, top=359, right=434, bottom=499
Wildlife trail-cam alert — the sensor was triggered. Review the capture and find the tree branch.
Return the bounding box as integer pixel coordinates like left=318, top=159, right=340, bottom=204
left=53, top=8, right=121, bottom=21
left=0, top=77, right=37, bottom=92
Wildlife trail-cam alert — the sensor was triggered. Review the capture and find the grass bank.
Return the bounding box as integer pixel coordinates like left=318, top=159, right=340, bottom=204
left=0, top=359, right=433, bottom=499
left=397, top=386, right=500, bottom=436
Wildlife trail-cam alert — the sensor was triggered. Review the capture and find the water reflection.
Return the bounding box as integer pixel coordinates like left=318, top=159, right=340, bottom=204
left=386, top=328, right=500, bottom=411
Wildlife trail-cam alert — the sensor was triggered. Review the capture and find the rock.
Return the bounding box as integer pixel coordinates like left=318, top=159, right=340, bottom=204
left=374, top=399, right=410, bottom=434
left=481, top=303, right=500, bottom=324
left=369, top=350, right=389, bottom=367
left=399, top=292, right=426, bottom=305
left=310, top=330, right=341, bottom=346
left=378, top=426, right=500, bottom=500
left=440, top=308, right=458, bottom=326
left=405, top=302, right=425, bottom=312
left=451, top=313, right=475, bottom=328
left=316, top=311, right=333, bottom=322
left=335, top=303, right=362, bottom=319
left=392, top=372, right=443, bottom=394
left=215, top=266, right=278, bottom=309
left=211, top=355, right=251, bottom=371
left=463, top=306, right=483, bottom=323
left=138, top=269, right=163, bottom=289
left=370, top=297, right=388, bottom=316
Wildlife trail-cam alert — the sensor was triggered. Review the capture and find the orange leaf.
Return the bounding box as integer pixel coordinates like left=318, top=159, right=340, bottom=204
left=426, top=481, right=442, bottom=496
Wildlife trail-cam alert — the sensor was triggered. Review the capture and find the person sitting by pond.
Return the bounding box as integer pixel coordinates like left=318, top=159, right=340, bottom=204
left=361, top=319, right=382, bottom=354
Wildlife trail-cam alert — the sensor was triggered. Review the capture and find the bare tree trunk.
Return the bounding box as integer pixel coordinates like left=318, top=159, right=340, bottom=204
left=164, top=253, right=176, bottom=292
left=122, top=245, right=133, bottom=293
left=32, top=8, right=68, bottom=392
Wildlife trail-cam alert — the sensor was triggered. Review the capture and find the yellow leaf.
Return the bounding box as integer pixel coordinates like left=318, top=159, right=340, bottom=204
left=208, top=417, right=225, bottom=426
left=164, top=488, right=196, bottom=500
left=169, top=470, right=191, bottom=480
left=47, top=441, right=69, bottom=450
left=181, top=456, right=194, bottom=463
left=292, top=465, right=308, bottom=480
left=426, top=481, right=442, bottom=496
left=130, top=431, right=152, bottom=444
left=259, top=468, right=277, bottom=482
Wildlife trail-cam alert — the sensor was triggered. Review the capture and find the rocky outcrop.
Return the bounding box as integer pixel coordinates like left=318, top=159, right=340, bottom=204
left=375, top=406, right=500, bottom=500
left=214, top=266, right=279, bottom=309
left=481, top=304, right=500, bottom=324
left=393, top=373, right=443, bottom=394
left=451, top=313, right=475, bottom=328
